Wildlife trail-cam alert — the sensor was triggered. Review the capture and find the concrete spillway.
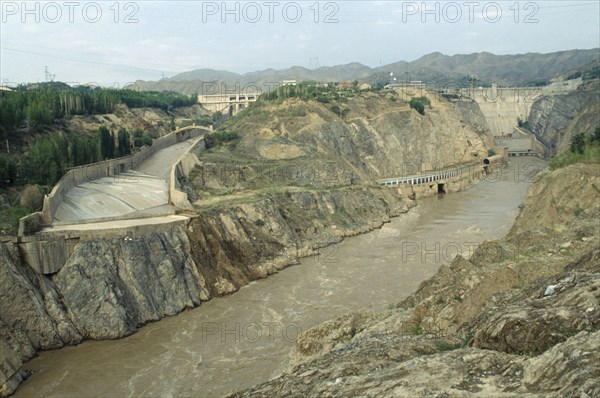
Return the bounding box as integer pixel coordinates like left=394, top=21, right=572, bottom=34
left=53, top=172, right=169, bottom=223
left=53, top=139, right=199, bottom=224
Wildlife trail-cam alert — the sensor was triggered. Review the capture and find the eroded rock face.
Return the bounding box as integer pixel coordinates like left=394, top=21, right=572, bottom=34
left=511, top=163, right=600, bottom=231
left=196, top=94, right=494, bottom=192
left=233, top=331, right=599, bottom=398
left=52, top=228, right=210, bottom=340
left=1, top=186, right=409, bottom=396
left=472, top=251, right=600, bottom=355
left=1, top=226, right=209, bottom=395
left=0, top=244, right=81, bottom=396
left=528, top=80, right=600, bottom=154
left=232, top=163, right=600, bottom=398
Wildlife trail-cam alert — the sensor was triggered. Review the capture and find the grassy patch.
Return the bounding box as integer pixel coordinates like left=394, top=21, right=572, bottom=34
left=435, top=331, right=474, bottom=352
left=435, top=340, right=463, bottom=351
left=408, top=317, right=425, bottom=335
left=557, top=326, right=580, bottom=339
left=0, top=205, right=30, bottom=236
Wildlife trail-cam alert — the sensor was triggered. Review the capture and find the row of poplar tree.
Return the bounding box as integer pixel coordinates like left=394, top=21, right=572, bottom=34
left=0, top=127, right=153, bottom=187
left=0, top=85, right=197, bottom=134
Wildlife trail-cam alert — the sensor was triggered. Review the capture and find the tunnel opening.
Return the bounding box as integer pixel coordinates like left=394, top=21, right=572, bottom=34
left=437, top=183, right=446, bottom=194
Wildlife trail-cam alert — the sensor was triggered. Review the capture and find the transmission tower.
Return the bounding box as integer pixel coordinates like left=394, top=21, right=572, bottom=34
left=44, top=66, right=56, bottom=82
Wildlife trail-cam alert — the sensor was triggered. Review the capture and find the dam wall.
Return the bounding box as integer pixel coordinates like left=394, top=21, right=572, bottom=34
left=461, top=85, right=542, bottom=136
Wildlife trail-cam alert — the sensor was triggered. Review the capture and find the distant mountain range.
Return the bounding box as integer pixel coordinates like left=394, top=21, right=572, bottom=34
left=129, top=49, right=599, bottom=94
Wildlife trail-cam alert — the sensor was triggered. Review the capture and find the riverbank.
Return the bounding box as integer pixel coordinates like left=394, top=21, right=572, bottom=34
left=1, top=183, right=414, bottom=396
left=233, top=161, right=600, bottom=397
left=7, top=158, right=542, bottom=397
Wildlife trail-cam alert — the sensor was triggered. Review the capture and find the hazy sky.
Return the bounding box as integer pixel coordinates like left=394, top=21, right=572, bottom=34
left=1, top=1, right=599, bottom=86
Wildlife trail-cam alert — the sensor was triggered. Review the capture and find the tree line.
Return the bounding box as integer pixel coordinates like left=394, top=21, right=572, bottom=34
left=260, top=82, right=357, bottom=104
left=549, top=127, right=600, bottom=170
left=0, top=126, right=153, bottom=187
left=0, top=85, right=197, bottom=137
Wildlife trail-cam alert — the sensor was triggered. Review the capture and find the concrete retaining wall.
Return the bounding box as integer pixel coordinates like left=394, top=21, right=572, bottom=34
left=169, top=137, right=205, bottom=210
left=18, top=216, right=192, bottom=274
left=495, top=138, right=533, bottom=151
left=495, top=137, right=545, bottom=157
left=19, top=235, right=79, bottom=274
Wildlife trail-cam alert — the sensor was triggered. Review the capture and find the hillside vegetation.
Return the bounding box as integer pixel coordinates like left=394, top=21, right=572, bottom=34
left=548, top=127, right=600, bottom=170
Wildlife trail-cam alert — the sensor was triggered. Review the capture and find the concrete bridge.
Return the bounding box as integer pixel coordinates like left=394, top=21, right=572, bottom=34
left=379, top=155, right=506, bottom=197
left=198, top=92, right=259, bottom=116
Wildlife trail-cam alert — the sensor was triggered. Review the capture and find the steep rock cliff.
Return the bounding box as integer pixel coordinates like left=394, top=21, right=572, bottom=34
left=0, top=226, right=207, bottom=395
left=528, top=80, right=600, bottom=154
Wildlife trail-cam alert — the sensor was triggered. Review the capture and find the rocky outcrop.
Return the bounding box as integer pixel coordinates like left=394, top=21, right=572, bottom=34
left=0, top=186, right=409, bottom=395
left=51, top=228, right=210, bottom=340
left=0, top=225, right=208, bottom=395
left=528, top=80, right=600, bottom=154
left=233, top=330, right=599, bottom=398
left=197, top=92, right=494, bottom=193
left=186, top=186, right=410, bottom=296
left=510, top=162, right=600, bottom=231
left=232, top=163, right=600, bottom=398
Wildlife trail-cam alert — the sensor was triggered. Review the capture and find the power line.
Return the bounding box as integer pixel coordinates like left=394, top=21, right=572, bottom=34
left=1, top=47, right=170, bottom=73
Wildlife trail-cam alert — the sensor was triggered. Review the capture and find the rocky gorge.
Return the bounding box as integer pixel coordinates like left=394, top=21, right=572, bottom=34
left=233, top=162, right=600, bottom=398
left=1, top=85, right=597, bottom=397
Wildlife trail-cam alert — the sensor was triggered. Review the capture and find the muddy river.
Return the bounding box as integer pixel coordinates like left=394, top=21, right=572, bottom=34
left=16, top=158, right=545, bottom=397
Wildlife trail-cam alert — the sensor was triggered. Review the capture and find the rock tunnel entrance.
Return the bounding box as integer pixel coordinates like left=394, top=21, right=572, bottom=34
left=437, top=183, right=446, bottom=194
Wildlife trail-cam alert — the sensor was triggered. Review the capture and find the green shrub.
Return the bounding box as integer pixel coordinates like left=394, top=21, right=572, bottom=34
left=133, top=129, right=153, bottom=148
left=0, top=155, right=17, bottom=186
left=204, top=130, right=240, bottom=149
left=518, top=118, right=532, bottom=131
left=435, top=340, right=463, bottom=351
left=409, top=100, right=425, bottom=115
left=330, top=103, right=349, bottom=117
left=549, top=127, right=600, bottom=170
left=409, top=97, right=430, bottom=115
left=0, top=205, right=30, bottom=236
